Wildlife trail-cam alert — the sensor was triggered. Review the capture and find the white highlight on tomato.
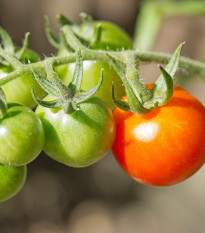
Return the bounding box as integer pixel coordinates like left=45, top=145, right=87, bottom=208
left=0, top=127, right=7, bottom=136
left=0, top=73, right=7, bottom=79
left=133, top=122, right=159, bottom=142
left=69, top=61, right=93, bottom=71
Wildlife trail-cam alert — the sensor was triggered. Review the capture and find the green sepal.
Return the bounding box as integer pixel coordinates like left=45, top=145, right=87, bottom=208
left=80, top=13, right=93, bottom=23
left=0, top=57, right=8, bottom=66
left=32, top=70, right=60, bottom=97
left=161, top=42, right=184, bottom=77
left=0, top=88, right=7, bottom=118
left=33, top=50, right=103, bottom=114
left=74, top=69, right=103, bottom=104
left=16, top=32, right=30, bottom=60
left=57, top=13, right=74, bottom=26
left=31, top=87, right=60, bottom=108
left=89, top=23, right=102, bottom=48
left=68, top=50, right=83, bottom=93
left=124, top=81, right=151, bottom=114
left=45, top=59, right=72, bottom=98
left=0, top=26, right=14, bottom=54
left=108, top=53, right=151, bottom=114
left=60, top=31, right=75, bottom=52
left=61, top=25, right=89, bottom=50
left=44, top=16, right=61, bottom=49
left=111, top=84, right=131, bottom=112
left=126, top=52, right=152, bottom=104
left=49, top=72, right=71, bottom=98
left=144, top=42, right=183, bottom=108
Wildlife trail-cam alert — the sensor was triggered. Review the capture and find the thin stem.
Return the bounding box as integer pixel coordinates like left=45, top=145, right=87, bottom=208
left=0, top=49, right=205, bottom=86
left=133, top=1, right=205, bottom=50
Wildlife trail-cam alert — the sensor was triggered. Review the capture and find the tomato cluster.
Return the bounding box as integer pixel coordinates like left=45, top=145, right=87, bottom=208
left=1, top=14, right=205, bottom=203
left=56, top=19, right=132, bottom=109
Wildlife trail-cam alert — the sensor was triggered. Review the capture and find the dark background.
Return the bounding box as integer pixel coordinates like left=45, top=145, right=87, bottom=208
left=1, top=1, right=205, bottom=233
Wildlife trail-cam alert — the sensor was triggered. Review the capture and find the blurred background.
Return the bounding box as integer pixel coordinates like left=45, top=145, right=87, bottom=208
left=1, top=0, right=205, bottom=233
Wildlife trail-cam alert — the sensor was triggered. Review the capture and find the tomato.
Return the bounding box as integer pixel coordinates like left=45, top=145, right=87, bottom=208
left=0, top=103, right=44, bottom=166
left=0, top=163, right=26, bottom=202
left=0, top=49, right=44, bottom=108
left=36, top=95, right=115, bottom=167
left=56, top=20, right=132, bottom=108
left=112, top=85, right=205, bottom=186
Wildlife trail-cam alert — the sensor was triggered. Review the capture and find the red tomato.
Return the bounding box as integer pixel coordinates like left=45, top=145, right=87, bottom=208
left=112, top=85, right=205, bottom=186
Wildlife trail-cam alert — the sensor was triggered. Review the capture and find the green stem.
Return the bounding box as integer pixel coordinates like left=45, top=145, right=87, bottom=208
left=133, top=1, right=205, bottom=50
left=0, top=49, right=205, bottom=86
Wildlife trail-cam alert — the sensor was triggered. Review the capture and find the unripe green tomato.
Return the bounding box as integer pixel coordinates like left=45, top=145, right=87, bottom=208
left=56, top=20, right=132, bottom=108
left=36, top=95, right=116, bottom=167
left=0, top=49, right=44, bottom=108
left=0, top=103, right=44, bottom=166
left=0, top=164, right=26, bottom=202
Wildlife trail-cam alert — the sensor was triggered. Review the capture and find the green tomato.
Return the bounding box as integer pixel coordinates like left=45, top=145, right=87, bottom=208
left=71, top=20, right=132, bottom=51
left=0, top=163, right=26, bottom=202
left=36, top=95, right=116, bottom=167
left=56, top=20, right=132, bottom=108
left=0, top=49, right=44, bottom=108
left=0, top=103, right=44, bottom=166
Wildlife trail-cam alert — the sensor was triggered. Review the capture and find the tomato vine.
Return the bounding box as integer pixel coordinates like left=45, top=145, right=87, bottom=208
left=1, top=1, right=205, bottom=202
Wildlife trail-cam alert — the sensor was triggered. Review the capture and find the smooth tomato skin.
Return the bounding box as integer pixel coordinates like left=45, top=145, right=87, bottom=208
left=0, top=49, right=44, bottom=108
left=0, top=104, right=44, bottom=166
left=36, top=95, right=116, bottom=167
left=112, top=85, right=205, bottom=186
left=0, top=164, right=26, bottom=202
left=56, top=20, right=132, bottom=109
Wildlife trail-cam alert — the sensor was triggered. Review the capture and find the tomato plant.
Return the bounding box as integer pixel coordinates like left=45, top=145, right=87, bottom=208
left=0, top=163, right=26, bottom=202
left=0, top=103, right=44, bottom=166
left=56, top=18, right=132, bottom=108
left=36, top=95, right=115, bottom=167
left=1, top=5, right=205, bottom=203
left=112, top=85, right=205, bottom=186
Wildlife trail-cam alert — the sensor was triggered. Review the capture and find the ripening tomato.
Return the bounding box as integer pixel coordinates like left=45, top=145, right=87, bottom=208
left=112, top=85, right=205, bottom=186
left=56, top=20, right=132, bottom=108
left=0, top=163, right=26, bottom=202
